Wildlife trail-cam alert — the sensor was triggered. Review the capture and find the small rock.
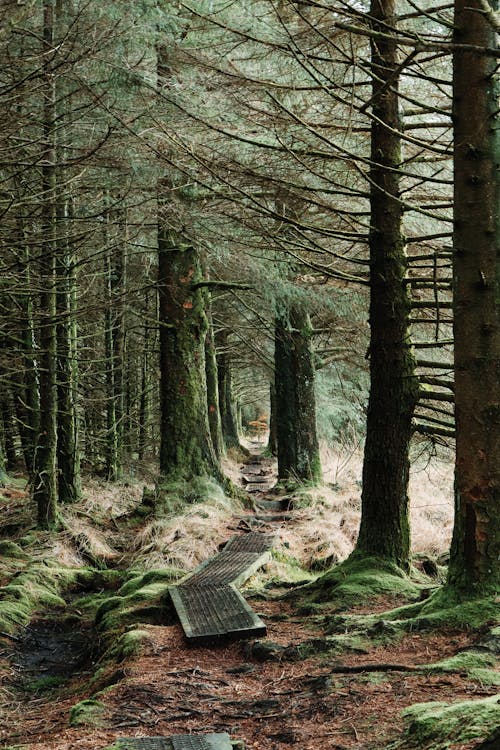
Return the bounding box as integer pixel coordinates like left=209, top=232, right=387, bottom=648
left=244, top=640, right=286, bottom=661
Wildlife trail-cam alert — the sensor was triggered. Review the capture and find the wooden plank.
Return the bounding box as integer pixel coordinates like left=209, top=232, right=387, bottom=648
left=116, top=735, right=232, bottom=750
left=173, top=734, right=232, bottom=750
left=169, top=584, right=266, bottom=644
left=169, top=531, right=273, bottom=644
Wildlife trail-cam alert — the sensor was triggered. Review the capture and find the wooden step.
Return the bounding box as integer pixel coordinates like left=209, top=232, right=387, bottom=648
left=169, top=532, right=273, bottom=644
left=255, top=498, right=293, bottom=512
left=170, top=584, right=266, bottom=644
left=116, top=734, right=232, bottom=750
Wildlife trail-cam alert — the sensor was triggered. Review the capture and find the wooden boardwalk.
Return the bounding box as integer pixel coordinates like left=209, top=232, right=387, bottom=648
left=116, top=733, right=232, bottom=750
left=169, top=532, right=273, bottom=644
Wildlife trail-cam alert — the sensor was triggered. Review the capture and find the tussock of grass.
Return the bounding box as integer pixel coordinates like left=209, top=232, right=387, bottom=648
left=133, top=478, right=241, bottom=571
left=274, top=444, right=454, bottom=577
left=59, top=514, right=119, bottom=566
left=397, top=695, right=500, bottom=749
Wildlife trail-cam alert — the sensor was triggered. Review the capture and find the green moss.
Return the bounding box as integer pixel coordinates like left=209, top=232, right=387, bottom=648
left=118, top=567, right=182, bottom=596
left=0, top=562, right=117, bottom=635
left=425, top=651, right=500, bottom=685
left=399, top=695, right=500, bottom=748
left=297, top=633, right=369, bottom=659
left=22, top=675, right=67, bottom=693
left=0, top=541, right=28, bottom=559
left=105, top=628, right=150, bottom=661
left=69, top=699, right=107, bottom=727
left=301, top=555, right=420, bottom=611
left=0, top=567, right=69, bottom=634
left=95, top=568, right=180, bottom=634
left=366, top=585, right=498, bottom=631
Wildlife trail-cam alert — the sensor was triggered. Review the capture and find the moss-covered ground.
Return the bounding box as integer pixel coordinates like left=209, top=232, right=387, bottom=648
left=0, top=464, right=497, bottom=750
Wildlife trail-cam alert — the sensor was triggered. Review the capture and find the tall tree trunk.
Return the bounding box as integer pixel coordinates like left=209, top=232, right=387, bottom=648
left=158, top=230, right=219, bottom=478
left=0, top=386, right=18, bottom=471
left=268, top=381, right=278, bottom=456
left=216, top=330, right=240, bottom=450
left=0, top=436, right=6, bottom=484
left=56, top=198, right=81, bottom=503
left=275, top=303, right=322, bottom=483
left=138, top=292, right=152, bottom=461
left=205, top=307, right=224, bottom=460
left=448, top=0, right=499, bottom=594
left=103, top=209, right=125, bottom=481
left=34, top=0, right=58, bottom=528
left=13, top=215, right=40, bottom=474
left=355, top=0, right=419, bottom=569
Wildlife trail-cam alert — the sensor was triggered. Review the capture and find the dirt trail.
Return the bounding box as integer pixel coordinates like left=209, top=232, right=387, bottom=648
left=0, top=455, right=496, bottom=750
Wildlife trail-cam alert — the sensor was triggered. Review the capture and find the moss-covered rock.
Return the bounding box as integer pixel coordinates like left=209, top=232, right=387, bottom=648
left=399, top=695, right=500, bottom=748
left=104, top=627, right=151, bottom=662
left=94, top=568, right=181, bottom=634
left=69, top=698, right=107, bottom=727
left=0, top=567, right=68, bottom=634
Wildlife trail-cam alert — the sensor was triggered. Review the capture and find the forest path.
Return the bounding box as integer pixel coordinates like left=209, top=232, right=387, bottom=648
left=1, top=454, right=494, bottom=750
left=169, top=532, right=274, bottom=644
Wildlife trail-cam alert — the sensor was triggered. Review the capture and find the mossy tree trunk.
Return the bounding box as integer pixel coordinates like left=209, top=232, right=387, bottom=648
left=275, top=303, right=322, bottom=483
left=158, top=229, right=220, bottom=479
left=216, top=329, right=240, bottom=451
left=0, top=382, right=17, bottom=471
left=268, top=382, right=278, bottom=456
left=0, top=438, right=6, bottom=484
left=56, top=198, right=81, bottom=503
left=138, top=290, right=153, bottom=461
left=205, top=307, right=224, bottom=460
left=103, top=209, right=125, bottom=481
left=355, top=0, right=419, bottom=570
left=448, top=0, right=499, bottom=594
left=34, top=0, right=58, bottom=529
left=13, top=240, right=40, bottom=474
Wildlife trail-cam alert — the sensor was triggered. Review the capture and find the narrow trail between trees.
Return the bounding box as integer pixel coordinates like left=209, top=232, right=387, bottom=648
left=1, top=449, right=497, bottom=750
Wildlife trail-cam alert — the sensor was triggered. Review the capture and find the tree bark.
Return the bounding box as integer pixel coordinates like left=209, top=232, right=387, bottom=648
left=448, top=0, right=500, bottom=594
left=355, top=0, right=419, bottom=569
left=103, top=208, right=125, bottom=481
left=158, top=230, right=219, bottom=478
left=275, top=303, right=322, bottom=483
left=34, top=0, right=58, bottom=529
left=56, top=198, right=81, bottom=503
left=268, top=382, right=278, bottom=456
left=205, top=308, right=224, bottom=460
left=216, top=330, right=241, bottom=450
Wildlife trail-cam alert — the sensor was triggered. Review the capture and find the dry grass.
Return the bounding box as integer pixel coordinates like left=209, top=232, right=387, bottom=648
left=272, top=442, right=455, bottom=571
left=132, top=480, right=244, bottom=572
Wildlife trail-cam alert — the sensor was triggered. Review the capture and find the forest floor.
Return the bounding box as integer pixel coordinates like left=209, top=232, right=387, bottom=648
left=0, top=444, right=498, bottom=750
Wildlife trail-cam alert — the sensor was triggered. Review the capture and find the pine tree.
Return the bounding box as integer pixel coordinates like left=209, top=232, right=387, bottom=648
left=448, top=0, right=499, bottom=594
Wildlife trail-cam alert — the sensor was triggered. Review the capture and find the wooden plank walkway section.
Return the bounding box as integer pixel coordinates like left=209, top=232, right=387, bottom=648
left=169, top=532, right=273, bottom=644
left=116, top=733, right=232, bottom=750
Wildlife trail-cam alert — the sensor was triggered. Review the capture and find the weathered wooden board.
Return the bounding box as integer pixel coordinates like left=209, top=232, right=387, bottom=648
left=116, top=734, right=232, bottom=750
left=169, top=532, right=273, bottom=644
left=169, top=584, right=266, bottom=644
